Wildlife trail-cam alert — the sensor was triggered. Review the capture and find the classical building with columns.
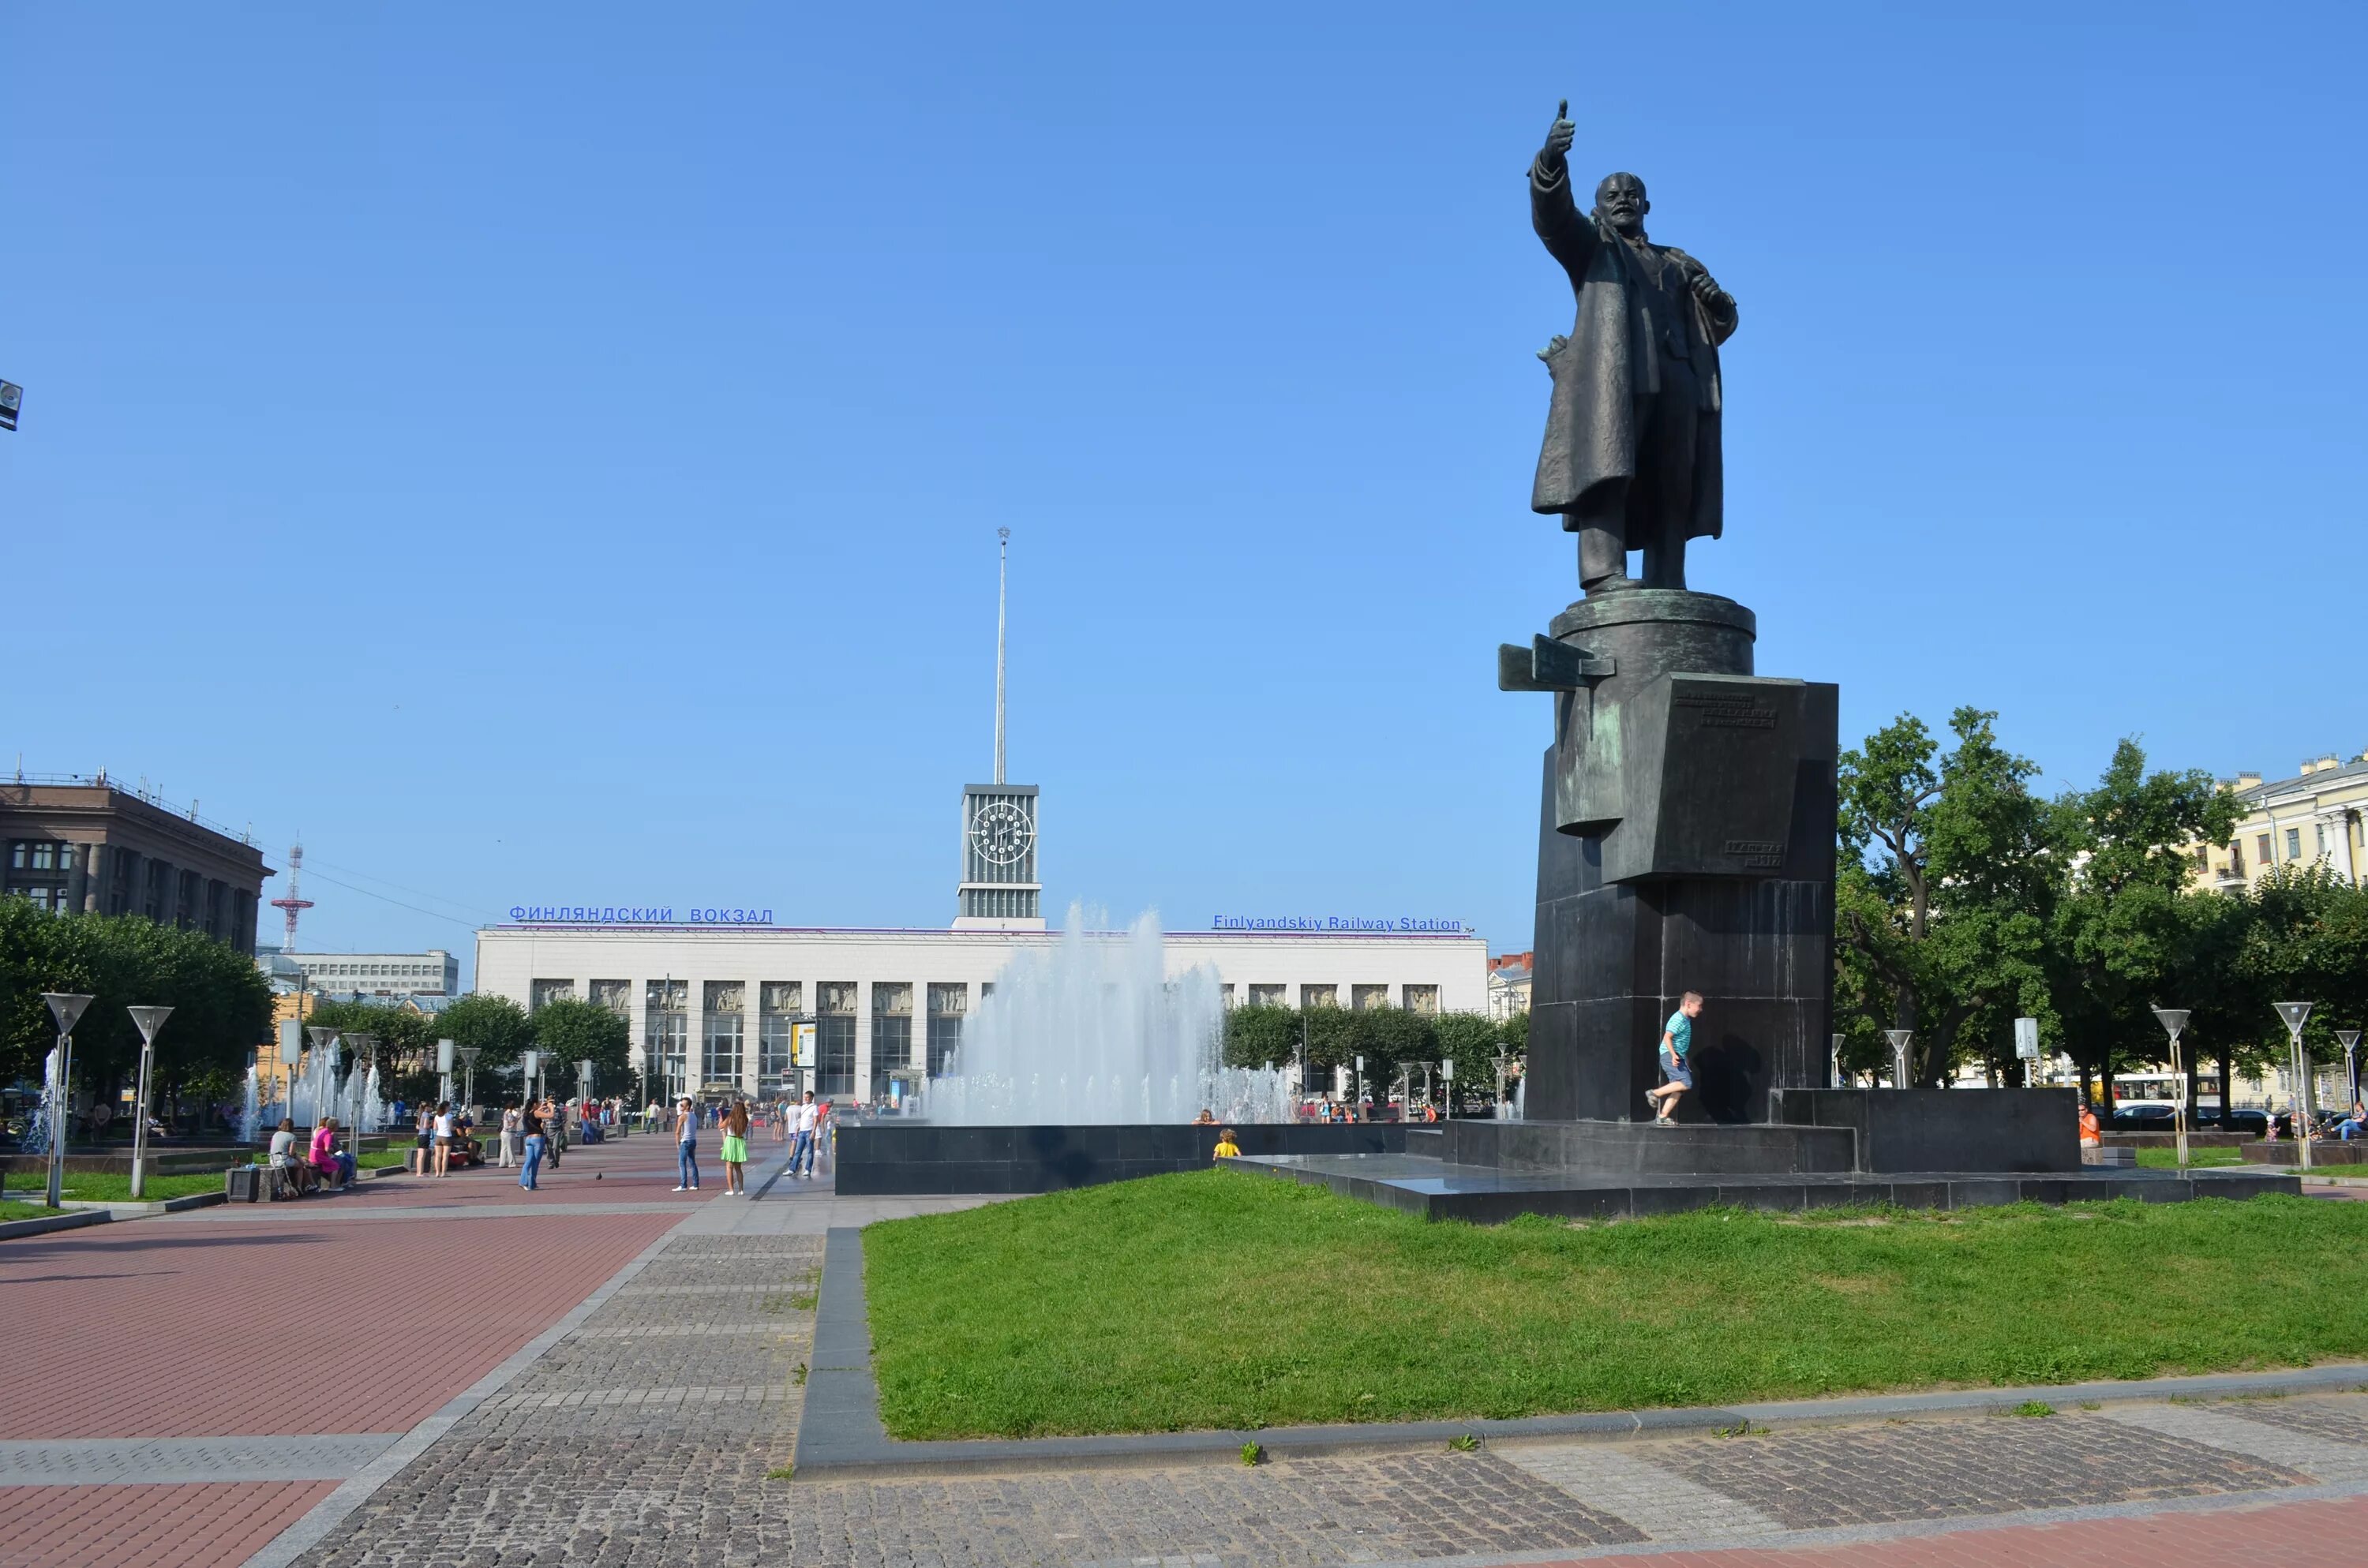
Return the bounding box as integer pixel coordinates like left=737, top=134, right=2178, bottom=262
left=1, top=776, right=270, bottom=952
left=474, top=922, right=1488, bottom=1107
left=2190, top=751, right=2368, bottom=890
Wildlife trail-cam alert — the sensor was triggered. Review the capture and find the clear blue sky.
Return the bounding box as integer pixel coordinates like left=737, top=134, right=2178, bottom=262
left=7, top=3, right=2364, bottom=979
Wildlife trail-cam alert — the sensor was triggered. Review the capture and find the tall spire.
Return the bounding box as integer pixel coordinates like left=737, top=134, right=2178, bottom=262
left=994, top=527, right=1010, bottom=786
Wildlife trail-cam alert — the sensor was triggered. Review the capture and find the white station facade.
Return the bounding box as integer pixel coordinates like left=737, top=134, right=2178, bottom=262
left=472, top=536, right=1486, bottom=1105
left=473, top=918, right=1487, bottom=1106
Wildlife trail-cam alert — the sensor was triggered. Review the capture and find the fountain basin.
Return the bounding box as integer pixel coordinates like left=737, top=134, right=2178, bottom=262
left=835, top=1121, right=1414, bottom=1195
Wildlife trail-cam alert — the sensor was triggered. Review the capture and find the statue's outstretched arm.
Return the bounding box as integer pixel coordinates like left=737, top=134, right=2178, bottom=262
left=1531, top=100, right=1594, bottom=275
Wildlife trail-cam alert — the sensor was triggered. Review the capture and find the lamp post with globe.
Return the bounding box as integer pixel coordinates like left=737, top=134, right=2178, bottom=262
left=2339, top=1030, right=2362, bottom=1126
left=40, top=994, right=94, bottom=1208
left=2273, top=1001, right=2315, bottom=1173
left=2150, top=1008, right=2191, bottom=1170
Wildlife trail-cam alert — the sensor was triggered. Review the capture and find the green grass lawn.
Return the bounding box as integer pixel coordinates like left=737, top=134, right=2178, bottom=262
left=2134, top=1147, right=2249, bottom=1169
left=358, top=1150, right=407, bottom=1169
left=52, top=1170, right=237, bottom=1203
left=864, top=1169, right=2368, bottom=1440
left=0, top=1199, right=62, bottom=1222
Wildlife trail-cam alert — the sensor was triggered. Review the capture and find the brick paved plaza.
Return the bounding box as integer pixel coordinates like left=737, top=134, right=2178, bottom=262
left=3, top=1145, right=2366, bottom=1568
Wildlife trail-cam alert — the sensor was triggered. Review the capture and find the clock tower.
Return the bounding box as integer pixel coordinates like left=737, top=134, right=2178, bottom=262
left=954, top=530, right=1045, bottom=930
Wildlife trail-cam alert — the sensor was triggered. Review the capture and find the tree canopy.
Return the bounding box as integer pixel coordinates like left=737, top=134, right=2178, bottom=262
left=1834, top=709, right=2351, bottom=1102
left=0, top=902, right=272, bottom=1105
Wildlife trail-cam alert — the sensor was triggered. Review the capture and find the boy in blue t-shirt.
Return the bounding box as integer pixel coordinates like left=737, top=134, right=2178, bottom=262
left=1644, top=991, right=1705, bottom=1124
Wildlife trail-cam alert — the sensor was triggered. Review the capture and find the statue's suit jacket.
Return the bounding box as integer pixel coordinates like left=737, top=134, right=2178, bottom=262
left=1529, top=159, right=1737, bottom=534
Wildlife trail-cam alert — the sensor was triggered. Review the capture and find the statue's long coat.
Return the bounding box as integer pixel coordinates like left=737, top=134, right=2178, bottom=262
left=1529, top=161, right=1736, bottom=534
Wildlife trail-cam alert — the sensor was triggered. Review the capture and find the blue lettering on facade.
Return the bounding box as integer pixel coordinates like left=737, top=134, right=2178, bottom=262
left=508, top=903, right=751, bottom=926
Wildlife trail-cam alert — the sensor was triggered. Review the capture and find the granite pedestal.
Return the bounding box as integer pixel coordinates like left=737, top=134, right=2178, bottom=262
left=1506, top=591, right=1837, bottom=1125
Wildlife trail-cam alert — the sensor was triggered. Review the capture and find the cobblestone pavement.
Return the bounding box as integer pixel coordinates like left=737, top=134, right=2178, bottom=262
left=0, top=1133, right=701, bottom=1568
left=277, top=1176, right=2368, bottom=1568
left=13, top=1151, right=2365, bottom=1568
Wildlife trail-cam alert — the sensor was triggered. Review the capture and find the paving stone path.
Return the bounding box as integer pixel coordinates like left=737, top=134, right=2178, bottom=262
left=8, top=1141, right=2368, bottom=1568
left=279, top=1176, right=2368, bottom=1568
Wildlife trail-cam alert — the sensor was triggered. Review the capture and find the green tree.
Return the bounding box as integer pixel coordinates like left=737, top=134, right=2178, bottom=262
left=2045, top=739, right=2239, bottom=1107
left=1835, top=708, right=2055, bottom=1086
left=1433, top=1012, right=1503, bottom=1102
left=1221, top=1004, right=1301, bottom=1070
left=437, top=994, right=534, bottom=1076
left=0, top=903, right=271, bottom=1122
left=529, top=997, right=634, bottom=1093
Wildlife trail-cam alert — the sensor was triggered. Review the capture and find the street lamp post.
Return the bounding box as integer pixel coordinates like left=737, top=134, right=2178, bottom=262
left=2150, top=1007, right=2192, bottom=1171
left=1883, top=1029, right=1913, bottom=1090
left=2339, top=1030, right=2362, bottom=1121
left=41, top=994, right=93, bottom=1209
left=1830, top=1033, right=1845, bottom=1088
left=347, top=1032, right=377, bottom=1162
left=126, top=1005, right=174, bottom=1200
left=2274, top=1001, right=2315, bottom=1173
left=456, top=1046, right=481, bottom=1116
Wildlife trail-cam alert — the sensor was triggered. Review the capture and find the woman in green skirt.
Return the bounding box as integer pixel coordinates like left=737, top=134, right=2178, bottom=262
left=720, top=1098, right=751, bottom=1196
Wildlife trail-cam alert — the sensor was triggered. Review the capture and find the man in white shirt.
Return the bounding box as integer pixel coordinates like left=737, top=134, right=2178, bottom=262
left=791, top=1091, right=820, bottom=1178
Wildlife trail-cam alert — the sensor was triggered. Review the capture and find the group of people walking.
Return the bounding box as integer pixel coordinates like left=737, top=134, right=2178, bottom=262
left=670, top=1090, right=831, bottom=1193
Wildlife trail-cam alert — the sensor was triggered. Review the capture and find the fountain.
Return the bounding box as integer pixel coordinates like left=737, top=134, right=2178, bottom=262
left=238, top=1065, right=261, bottom=1146
left=927, top=907, right=1293, bottom=1126
left=20, top=1047, right=62, bottom=1159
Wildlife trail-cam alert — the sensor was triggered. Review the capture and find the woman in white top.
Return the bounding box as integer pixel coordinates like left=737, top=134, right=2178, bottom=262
left=432, top=1101, right=455, bottom=1177
left=497, top=1105, right=519, bottom=1167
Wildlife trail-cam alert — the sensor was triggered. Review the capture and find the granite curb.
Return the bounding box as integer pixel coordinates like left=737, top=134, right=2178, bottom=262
left=791, top=1223, right=2368, bottom=1480
left=0, top=1207, right=111, bottom=1242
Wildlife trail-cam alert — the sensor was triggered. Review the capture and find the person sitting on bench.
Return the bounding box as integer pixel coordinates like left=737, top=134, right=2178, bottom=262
left=310, top=1117, right=356, bottom=1188
left=268, top=1118, right=318, bottom=1197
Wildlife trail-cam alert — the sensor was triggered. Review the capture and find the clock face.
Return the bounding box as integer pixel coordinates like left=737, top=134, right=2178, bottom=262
left=970, top=800, right=1034, bottom=866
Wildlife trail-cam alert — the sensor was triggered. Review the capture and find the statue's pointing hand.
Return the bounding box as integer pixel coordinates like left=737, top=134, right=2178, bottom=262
left=1690, top=271, right=1728, bottom=305
left=1541, top=99, right=1575, bottom=173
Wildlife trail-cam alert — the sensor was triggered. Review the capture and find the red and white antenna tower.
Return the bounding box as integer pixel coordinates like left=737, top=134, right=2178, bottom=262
left=269, top=841, right=315, bottom=952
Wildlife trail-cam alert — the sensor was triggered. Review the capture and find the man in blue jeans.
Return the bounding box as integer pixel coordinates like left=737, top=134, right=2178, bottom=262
left=789, top=1090, right=819, bottom=1177
left=1644, top=991, right=1704, bottom=1125
left=673, top=1096, right=701, bottom=1192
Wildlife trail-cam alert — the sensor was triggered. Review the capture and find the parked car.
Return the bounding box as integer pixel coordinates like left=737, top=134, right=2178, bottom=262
left=2202, top=1109, right=2269, bottom=1137
left=2109, top=1102, right=2179, bottom=1130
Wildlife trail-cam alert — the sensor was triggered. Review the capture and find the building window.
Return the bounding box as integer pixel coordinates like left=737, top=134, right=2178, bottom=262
left=1351, top=984, right=1389, bottom=1012
left=816, top=982, right=856, bottom=1097
left=871, top=982, right=914, bottom=1098
left=2316, top=824, right=2329, bottom=856
left=2288, top=827, right=2303, bottom=860
left=1248, top=983, right=1286, bottom=1008
left=1219, top=983, right=1236, bottom=1009
left=1302, top=984, right=1337, bottom=1010
left=1403, top=984, right=1440, bottom=1015
left=702, top=982, right=745, bottom=1087
left=530, top=979, right=575, bottom=1012
left=2259, top=833, right=2274, bottom=865
left=646, top=979, right=688, bottom=1096
left=927, top=983, right=967, bottom=1077
left=759, top=982, right=800, bottom=1091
